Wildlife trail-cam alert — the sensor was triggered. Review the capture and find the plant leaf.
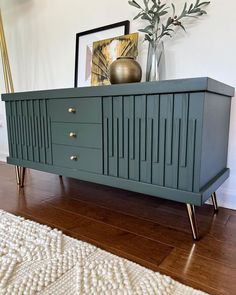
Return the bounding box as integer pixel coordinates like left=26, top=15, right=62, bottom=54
left=198, top=1, right=211, bottom=6
left=188, top=3, right=193, bottom=12
left=128, top=0, right=141, bottom=9
left=157, top=4, right=166, bottom=12
left=179, top=24, right=186, bottom=32
left=161, top=24, right=165, bottom=32
left=141, top=14, right=152, bottom=21
left=171, top=3, right=175, bottom=16
left=143, top=0, right=149, bottom=10
left=144, top=24, right=154, bottom=30
left=181, top=2, right=187, bottom=16
left=163, top=32, right=172, bottom=37
left=167, top=17, right=173, bottom=26
left=138, top=28, right=152, bottom=34
left=159, top=10, right=168, bottom=16
left=133, top=12, right=143, bottom=20
left=148, top=10, right=155, bottom=15
left=144, top=34, right=153, bottom=42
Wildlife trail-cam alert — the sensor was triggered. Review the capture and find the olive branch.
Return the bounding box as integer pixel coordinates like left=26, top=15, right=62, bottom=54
left=128, top=0, right=210, bottom=44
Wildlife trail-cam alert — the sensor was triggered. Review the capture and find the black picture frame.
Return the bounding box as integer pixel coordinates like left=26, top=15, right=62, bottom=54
left=74, top=20, right=130, bottom=87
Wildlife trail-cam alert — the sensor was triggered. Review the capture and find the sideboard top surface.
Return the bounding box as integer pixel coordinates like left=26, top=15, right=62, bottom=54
left=2, top=77, right=235, bottom=101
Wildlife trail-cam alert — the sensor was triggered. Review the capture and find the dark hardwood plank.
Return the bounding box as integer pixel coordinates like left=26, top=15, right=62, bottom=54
left=44, top=196, right=236, bottom=269
left=43, top=190, right=232, bottom=241
left=17, top=203, right=173, bottom=268
left=226, top=215, right=236, bottom=226
left=0, top=162, right=236, bottom=295
left=15, top=211, right=167, bottom=272
left=160, top=248, right=236, bottom=295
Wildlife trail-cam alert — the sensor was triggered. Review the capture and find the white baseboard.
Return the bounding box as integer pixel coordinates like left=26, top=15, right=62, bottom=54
left=0, top=152, right=8, bottom=162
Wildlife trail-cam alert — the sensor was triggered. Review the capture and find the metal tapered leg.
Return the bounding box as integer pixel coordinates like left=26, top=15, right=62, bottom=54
left=15, top=166, right=21, bottom=185
left=211, top=192, right=218, bottom=213
left=20, top=167, right=26, bottom=188
left=15, top=166, right=26, bottom=187
left=186, top=204, right=199, bottom=241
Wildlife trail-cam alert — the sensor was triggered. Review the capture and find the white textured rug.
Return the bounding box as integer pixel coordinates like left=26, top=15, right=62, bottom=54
left=0, top=210, right=207, bottom=295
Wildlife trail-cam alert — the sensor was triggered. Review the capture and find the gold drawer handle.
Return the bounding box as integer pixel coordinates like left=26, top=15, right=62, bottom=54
left=70, top=155, right=78, bottom=161
left=68, top=107, right=76, bottom=113
left=69, top=132, right=77, bottom=138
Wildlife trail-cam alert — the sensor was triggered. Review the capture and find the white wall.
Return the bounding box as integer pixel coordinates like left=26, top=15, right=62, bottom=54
left=0, top=0, right=235, bottom=208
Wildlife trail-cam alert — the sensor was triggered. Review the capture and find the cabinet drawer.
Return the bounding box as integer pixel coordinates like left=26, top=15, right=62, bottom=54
left=51, top=123, right=102, bottom=148
left=48, top=98, right=101, bottom=123
left=52, top=144, right=102, bottom=173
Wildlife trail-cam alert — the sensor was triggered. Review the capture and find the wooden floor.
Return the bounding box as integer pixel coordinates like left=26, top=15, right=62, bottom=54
left=0, top=162, right=236, bottom=295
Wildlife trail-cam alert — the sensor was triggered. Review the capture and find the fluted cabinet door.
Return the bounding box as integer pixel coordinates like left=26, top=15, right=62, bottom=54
left=5, top=99, right=52, bottom=165
left=102, top=93, right=204, bottom=192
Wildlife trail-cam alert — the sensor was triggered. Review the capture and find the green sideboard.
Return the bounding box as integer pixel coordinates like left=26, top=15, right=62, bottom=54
left=2, top=77, right=234, bottom=240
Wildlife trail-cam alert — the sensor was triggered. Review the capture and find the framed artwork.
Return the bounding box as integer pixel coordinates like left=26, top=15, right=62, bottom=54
left=91, top=32, right=139, bottom=86
left=74, top=20, right=130, bottom=87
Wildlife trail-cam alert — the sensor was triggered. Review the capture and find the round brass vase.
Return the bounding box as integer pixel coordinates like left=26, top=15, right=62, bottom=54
left=109, top=57, right=142, bottom=84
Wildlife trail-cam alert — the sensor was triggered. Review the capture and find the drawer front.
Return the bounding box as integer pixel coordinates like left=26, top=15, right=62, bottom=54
left=51, top=122, right=102, bottom=148
left=52, top=144, right=102, bottom=173
left=48, top=98, right=101, bottom=123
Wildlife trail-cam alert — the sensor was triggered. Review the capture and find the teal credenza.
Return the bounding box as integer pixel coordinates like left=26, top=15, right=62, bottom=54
left=2, top=77, right=234, bottom=239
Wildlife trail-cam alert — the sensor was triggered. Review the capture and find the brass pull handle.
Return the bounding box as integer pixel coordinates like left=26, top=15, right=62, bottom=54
left=68, top=107, right=76, bottom=113
left=70, top=155, right=78, bottom=161
left=69, top=132, right=77, bottom=138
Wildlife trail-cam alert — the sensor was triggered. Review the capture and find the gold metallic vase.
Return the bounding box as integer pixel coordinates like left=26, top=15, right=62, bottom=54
left=109, top=57, right=142, bottom=84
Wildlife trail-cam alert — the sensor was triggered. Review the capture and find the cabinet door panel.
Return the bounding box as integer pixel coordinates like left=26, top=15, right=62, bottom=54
left=102, top=94, right=203, bottom=192
left=5, top=100, right=52, bottom=164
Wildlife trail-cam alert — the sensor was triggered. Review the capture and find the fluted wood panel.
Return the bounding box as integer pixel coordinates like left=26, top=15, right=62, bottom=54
left=5, top=100, right=52, bottom=164
left=102, top=93, right=204, bottom=192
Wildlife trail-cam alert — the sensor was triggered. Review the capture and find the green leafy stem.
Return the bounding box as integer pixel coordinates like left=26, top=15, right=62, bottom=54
left=128, top=0, right=210, bottom=45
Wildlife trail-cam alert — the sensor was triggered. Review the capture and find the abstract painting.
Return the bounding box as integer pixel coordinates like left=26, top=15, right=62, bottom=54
left=91, top=33, right=139, bottom=86
left=74, top=21, right=130, bottom=87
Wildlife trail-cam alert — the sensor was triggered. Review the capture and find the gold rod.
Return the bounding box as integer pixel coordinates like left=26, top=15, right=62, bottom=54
left=0, top=12, right=14, bottom=92
left=0, top=9, right=14, bottom=93
left=0, top=9, right=24, bottom=187
left=0, top=37, right=10, bottom=93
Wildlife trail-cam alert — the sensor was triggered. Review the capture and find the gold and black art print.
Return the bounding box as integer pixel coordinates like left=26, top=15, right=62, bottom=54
left=91, top=33, right=139, bottom=86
